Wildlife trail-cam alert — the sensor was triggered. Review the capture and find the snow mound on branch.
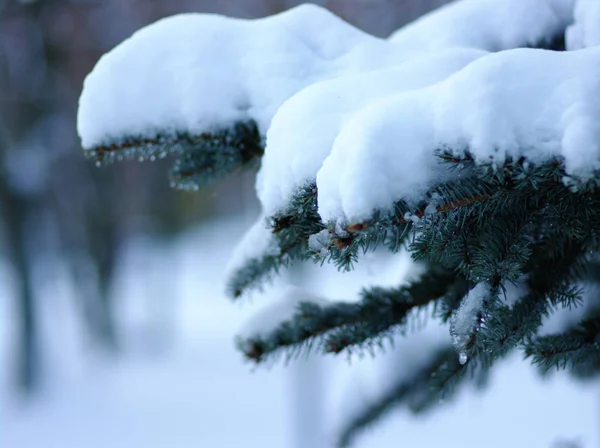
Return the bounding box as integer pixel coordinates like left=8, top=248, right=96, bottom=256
left=390, top=0, right=574, bottom=52
left=224, top=216, right=278, bottom=284
left=78, top=4, right=362, bottom=148
left=566, top=0, right=600, bottom=50
left=77, top=4, right=426, bottom=150
left=316, top=47, right=600, bottom=223
left=257, top=48, right=487, bottom=216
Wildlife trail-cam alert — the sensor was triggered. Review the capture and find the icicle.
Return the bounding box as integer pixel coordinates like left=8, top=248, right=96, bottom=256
left=308, top=229, right=332, bottom=257
left=450, top=283, right=489, bottom=363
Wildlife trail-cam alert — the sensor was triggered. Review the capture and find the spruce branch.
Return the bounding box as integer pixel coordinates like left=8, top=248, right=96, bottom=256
left=236, top=266, right=460, bottom=363
left=230, top=150, right=600, bottom=370
left=226, top=239, right=304, bottom=299
left=524, top=312, right=600, bottom=377
left=337, top=347, right=474, bottom=448
left=228, top=154, right=585, bottom=299
left=226, top=185, right=323, bottom=298
left=85, top=121, right=263, bottom=190
left=169, top=121, right=262, bottom=190
left=474, top=238, right=588, bottom=365
left=323, top=268, right=459, bottom=355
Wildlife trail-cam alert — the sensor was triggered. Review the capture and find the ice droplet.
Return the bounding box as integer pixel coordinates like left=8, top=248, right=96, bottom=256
left=95, top=161, right=102, bottom=167
left=458, top=352, right=468, bottom=365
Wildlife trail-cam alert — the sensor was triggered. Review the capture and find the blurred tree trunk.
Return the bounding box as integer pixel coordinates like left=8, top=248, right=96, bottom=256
left=2, top=187, right=37, bottom=393
left=48, top=159, right=121, bottom=353
left=0, top=122, right=38, bottom=394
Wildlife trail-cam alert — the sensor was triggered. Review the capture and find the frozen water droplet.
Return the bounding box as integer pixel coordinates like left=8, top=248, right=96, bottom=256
left=95, top=161, right=102, bottom=167
left=458, top=352, right=468, bottom=365
left=139, top=156, right=145, bottom=162
left=150, top=155, right=156, bottom=162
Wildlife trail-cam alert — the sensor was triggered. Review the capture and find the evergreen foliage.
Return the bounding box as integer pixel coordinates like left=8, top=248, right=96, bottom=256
left=87, top=121, right=263, bottom=191
left=337, top=347, right=478, bottom=448
left=79, top=1, right=600, bottom=445
left=237, top=266, right=465, bottom=362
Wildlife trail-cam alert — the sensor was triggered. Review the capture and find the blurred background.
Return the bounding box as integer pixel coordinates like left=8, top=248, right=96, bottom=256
left=0, top=1, right=597, bottom=447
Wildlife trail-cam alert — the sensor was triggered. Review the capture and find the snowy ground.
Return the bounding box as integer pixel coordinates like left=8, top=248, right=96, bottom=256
left=1, top=214, right=597, bottom=448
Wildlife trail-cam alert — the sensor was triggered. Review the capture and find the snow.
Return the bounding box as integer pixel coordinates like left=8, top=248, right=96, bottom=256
left=566, top=0, right=600, bottom=50
left=237, top=285, right=330, bottom=341
left=316, top=47, right=600, bottom=223
left=2, top=215, right=597, bottom=448
left=450, top=283, right=490, bottom=365
left=79, top=0, right=575, bottom=152
left=390, top=0, right=574, bottom=52
left=77, top=4, right=430, bottom=150
left=257, top=48, right=486, bottom=216
left=77, top=4, right=368, bottom=148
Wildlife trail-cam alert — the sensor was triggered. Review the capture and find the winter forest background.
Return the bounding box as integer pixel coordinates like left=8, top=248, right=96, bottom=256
left=1, top=0, right=598, bottom=447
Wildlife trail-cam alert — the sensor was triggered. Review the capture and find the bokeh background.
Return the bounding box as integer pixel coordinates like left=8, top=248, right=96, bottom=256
left=0, top=1, right=597, bottom=447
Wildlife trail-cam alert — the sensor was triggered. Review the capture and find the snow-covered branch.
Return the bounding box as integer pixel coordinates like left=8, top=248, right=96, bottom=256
left=236, top=267, right=462, bottom=362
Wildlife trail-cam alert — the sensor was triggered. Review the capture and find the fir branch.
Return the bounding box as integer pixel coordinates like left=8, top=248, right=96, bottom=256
left=169, top=121, right=262, bottom=190
left=337, top=347, right=472, bottom=448
left=232, top=152, right=600, bottom=372
left=524, top=313, right=600, bottom=378
left=86, top=121, right=263, bottom=189
left=323, top=268, right=458, bottom=355
left=85, top=135, right=186, bottom=165
left=226, top=184, right=323, bottom=298
left=406, top=351, right=487, bottom=415
left=271, top=183, right=325, bottom=250
left=236, top=266, right=459, bottom=362
left=432, top=168, right=591, bottom=366
left=265, top=153, right=569, bottom=279
left=325, top=200, right=413, bottom=271
left=238, top=155, right=574, bottom=301
left=226, top=239, right=304, bottom=299
left=475, top=238, right=588, bottom=365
